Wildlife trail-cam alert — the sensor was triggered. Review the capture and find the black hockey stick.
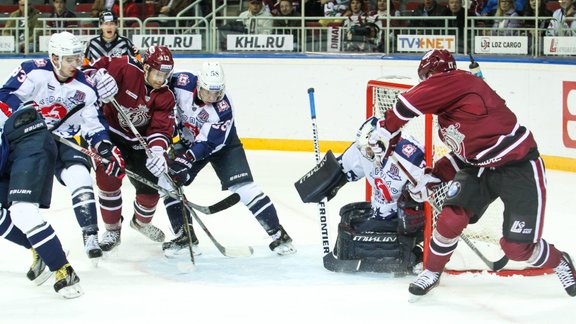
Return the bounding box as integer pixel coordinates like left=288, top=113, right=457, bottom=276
left=307, top=88, right=331, bottom=258
left=109, top=99, right=252, bottom=258
left=389, top=154, right=509, bottom=272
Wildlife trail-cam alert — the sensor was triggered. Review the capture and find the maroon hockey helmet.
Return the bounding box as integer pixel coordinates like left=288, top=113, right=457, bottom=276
left=417, top=49, right=456, bottom=81
left=143, top=45, right=174, bottom=74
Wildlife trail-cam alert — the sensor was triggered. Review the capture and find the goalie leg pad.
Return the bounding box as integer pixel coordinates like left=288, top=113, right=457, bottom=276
left=294, top=150, right=347, bottom=203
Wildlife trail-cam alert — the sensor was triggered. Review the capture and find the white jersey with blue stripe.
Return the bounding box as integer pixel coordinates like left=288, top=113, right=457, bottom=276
left=338, top=136, right=426, bottom=219
left=0, top=58, right=109, bottom=146
left=170, top=72, right=236, bottom=161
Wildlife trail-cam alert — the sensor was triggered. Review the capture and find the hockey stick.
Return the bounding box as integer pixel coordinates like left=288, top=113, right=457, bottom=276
left=307, top=88, right=331, bottom=257
left=109, top=98, right=252, bottom=258
left=389, top=154, right=509, bottom=272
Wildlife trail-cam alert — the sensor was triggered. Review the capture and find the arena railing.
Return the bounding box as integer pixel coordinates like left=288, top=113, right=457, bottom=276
left=0, top=14, right=574, bottom=58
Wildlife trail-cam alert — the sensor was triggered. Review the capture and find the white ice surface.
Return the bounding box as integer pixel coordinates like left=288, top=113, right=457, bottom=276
left=0, top=151, right=574, bottom=324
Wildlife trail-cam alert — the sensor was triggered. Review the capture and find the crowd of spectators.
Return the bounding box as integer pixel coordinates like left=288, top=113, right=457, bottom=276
left=0, top=0, right=573, bottom=53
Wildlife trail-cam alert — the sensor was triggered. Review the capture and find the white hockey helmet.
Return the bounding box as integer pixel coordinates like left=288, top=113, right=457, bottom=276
left=197, top=62, right=225, bottom=103
left=355, top=116, right=381, bottom=161
left=48, top=31, right=83, bottom=59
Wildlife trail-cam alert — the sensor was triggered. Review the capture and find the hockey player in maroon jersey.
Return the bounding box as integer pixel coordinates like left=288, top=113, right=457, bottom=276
left=372, top=49, right=576, bottom=298
left=87, top=45, right=176, bottom=252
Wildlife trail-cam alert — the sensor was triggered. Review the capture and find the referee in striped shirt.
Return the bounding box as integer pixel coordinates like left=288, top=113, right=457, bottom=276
left=84, top=10, right=141, bottom=65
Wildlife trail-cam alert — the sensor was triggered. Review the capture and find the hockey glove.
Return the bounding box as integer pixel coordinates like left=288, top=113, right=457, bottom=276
left=146, top=146, right=168, bottom=178
left=168, top=150, right=194, bottom=186
left=95, top=140, right=125, bottom=179
left=407, top=168, right=441, bottom=203
left=368, top=131, right=401, bottom=166
left=94, top=69, right=118, bottom=103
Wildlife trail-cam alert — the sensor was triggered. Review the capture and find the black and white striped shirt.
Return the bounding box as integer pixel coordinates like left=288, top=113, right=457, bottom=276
left=84, top=33, right=140, bottom=64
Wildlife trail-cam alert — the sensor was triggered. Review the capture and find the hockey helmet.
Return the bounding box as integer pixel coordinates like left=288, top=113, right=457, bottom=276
left=417, top=49, right=456, bottom=81
left=48, top=31, right=83, bottom=59
left=355, top=116, right=381, bottom=161
left=144, top=45, right=174, bottom=74
left=99, top=10, right=118, bottom=25
left=197, top=62, right=225, bottom=103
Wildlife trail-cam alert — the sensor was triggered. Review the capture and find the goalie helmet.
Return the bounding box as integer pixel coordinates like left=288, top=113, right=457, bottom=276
left=197, top=62, right=225, bottom=103
left=48, top=31, right=83, bottom=59
left=417, top=49, right=456, bottom=81
left=144, top=45, right=174, bottom=74
left=355, top=116, right=381, bottom=161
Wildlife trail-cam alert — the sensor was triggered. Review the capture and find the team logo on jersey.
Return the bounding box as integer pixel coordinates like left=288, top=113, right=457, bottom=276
left=120, top=104, right=150, bottom=128
left=197, top=109, right=209, bottom=122
left=39, top=103, right=67, bottom=127
left=441, top=123, right=465, bottom=157
left=401, top=143, right=417, bottom=158
left=33, top=59, right=47, bottom=67
left=216, top=100, right=230, bottom=112
left=177, top=74, right=190, bottom=87
left=385, top=164, right=402, bottom=182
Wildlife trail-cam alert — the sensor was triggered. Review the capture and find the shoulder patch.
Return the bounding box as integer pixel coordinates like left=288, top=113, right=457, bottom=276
left=401, top=143, right=417, bottom=158
left=216, top=100, right=230, bottom=112
left=176, top=73, right=190, bottom=87
left=33, top=59, right=48, bottom=67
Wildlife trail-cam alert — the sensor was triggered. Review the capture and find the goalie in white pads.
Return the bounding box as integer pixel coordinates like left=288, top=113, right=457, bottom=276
left=163, top=61, right=296, bottom=256
left=296, top=117, right=427, bottom=274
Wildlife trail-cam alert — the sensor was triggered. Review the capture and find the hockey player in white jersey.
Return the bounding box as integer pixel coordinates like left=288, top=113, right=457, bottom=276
left=296, top=117, right=427, bottom=273
left=0, top=32, right=124, bottom=267
left=163, top=62, right=296, bottom=256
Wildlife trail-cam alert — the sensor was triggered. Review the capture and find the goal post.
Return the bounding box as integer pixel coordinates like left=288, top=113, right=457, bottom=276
left=366, top=78, right=552, bottom=275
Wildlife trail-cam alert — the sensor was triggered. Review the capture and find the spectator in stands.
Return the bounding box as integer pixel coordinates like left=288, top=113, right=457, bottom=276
left=47, top=0, right=78, bottom=33
left=83, top=10, right=140, bottom=64
left=155, top=0, right=194, bottom=27
left=447, top=0, right=465, bottom=53
left=547, top=0, right=576, bottom=36
left=273, top=0, right=301, bottom=51
left=343, top=0, right=367, bottom=29
left=92, top=0, right=115, bottom=18
left=238, top=0, right=274, bottom=34
left=369, top=0, right=401, bottom=52
left=319, top=0, right=349, bottom=26
left=481, top=0, right=526, bottom=15
left=410, top=0, right=450, bottom=30
left=2, top=0, right=42, bottom=53
left=523, top=0, right=552, bottom=53
left=491, top=0, right=522, bottom=35
left=112, top=0, right=140, bottom=21
left=304, top=0, right=325, bottom=18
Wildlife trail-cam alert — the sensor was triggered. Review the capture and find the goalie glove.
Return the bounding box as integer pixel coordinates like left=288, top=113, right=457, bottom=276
left=93, top=68, right=118, bottom=103
left=368, top=131, right=401, bottom=166
left=408, top=168, right=441, bottom=203
left=168, top=149, right=194, bottom=186
left=146, top=146, right=168, bottom=178
left=94, top=140, right=125, bottom=179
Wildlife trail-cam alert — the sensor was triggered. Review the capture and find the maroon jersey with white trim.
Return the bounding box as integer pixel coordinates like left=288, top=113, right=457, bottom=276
left=90, top=55, right=175, bottom=150
left=383, top=69, right=537, bottom=168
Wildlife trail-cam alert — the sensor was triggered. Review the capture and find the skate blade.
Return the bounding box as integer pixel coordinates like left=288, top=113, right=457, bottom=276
left=32, top=270, right=54, bottom=286
left=164, top=247, right=201, bottom=259
left=273, top=244, right=297, bottom=256
left=89, top=257, right=101, bottom=267
left=58, top=284, right=84, bottom=299
left=102, top=246, right=120, bottom=259
left=408, top=293, right=424, bottom=303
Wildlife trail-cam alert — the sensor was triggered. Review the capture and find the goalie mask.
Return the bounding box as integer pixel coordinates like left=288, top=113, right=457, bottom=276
left=355, top=116, right=383, bottom=161
left=417, top=49, right=456, bottom=81
left=197, top=62, right=225, bottom=103
left=48, top=31, right=83, bottom=80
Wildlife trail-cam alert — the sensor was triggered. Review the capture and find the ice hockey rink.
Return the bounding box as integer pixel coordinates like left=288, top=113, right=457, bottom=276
left=0, top=150, right=574, bottom=324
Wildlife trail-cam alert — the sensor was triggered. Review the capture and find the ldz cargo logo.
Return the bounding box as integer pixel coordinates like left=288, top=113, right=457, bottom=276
left=132, top=35, right=202, bottom=50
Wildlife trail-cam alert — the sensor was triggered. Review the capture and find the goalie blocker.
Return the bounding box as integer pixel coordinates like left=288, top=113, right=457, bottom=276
left=294, top=150, right=347, bottom=203
left=331, top=192, right=425, bottom=275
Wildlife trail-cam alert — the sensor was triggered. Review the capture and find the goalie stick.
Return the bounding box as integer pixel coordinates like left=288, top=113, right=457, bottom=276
left=307, top=88, right=331, bottom=258
left=389, top=154, right=509, bottom=272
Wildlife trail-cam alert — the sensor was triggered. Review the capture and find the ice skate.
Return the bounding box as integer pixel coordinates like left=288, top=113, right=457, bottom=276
left=99, top=229, right=121, bottom=253
left=409, top=269, right=441, bottom=298
left=554, top=252, right=576, bottom=297
left=53, top=263, right=83, bottom=299
left=130, top=217, right=165, bottom=242
left=163, top=226, right=201, bottom=258
left=26, top=248, right=53, bottom=286
left=269, top=225, right=296, bottom=255
left=83, top=232, right=103, bottom=265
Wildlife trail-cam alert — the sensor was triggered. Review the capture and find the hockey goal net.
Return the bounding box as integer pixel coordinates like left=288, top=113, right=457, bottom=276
left=366, top=78, right=550, bottom=275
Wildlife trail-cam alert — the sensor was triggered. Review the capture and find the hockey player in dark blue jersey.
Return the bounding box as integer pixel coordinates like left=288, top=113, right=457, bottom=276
left=162, top=62, right=296, bottom=257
